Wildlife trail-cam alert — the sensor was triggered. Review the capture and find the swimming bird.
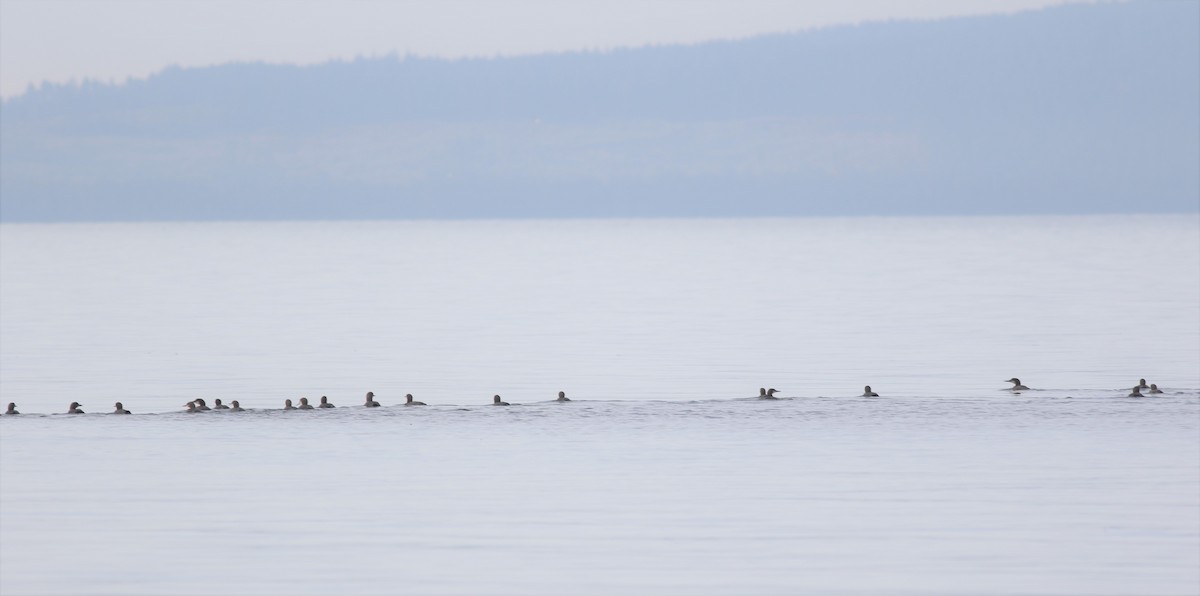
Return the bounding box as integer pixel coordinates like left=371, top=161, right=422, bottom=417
left=758, top=387, right=767, bottom=398
left=229, top=400, right=244, bottom=412
left=1128, top=386, right=1143, bottom=398
left=405, top=394, right=426, bottom=406
left=492, top=395, right=510, bottom=406
left=556, top=391, right=570, bottom=402
left=298, top=397, right=314, bottom=410
left=862, top=385, right=879, bottom=397
left=1005, top=378, right=1029, bottom=391
left=112, top=402, right=131, bottom=414
left=5, top=402, right=17, bottom=415
left=364, top=392, right=380, bottom=407
left=1148, top=384, right=1163, bottom=394
left=212, top=398, right=230, bottom=410
left=68, top=402, right=84, bottom=414
left=284, top=399, right=296, bottom=410
left=763, top=388, right=780, bottom=400
left=1137, top=378, right=1149, bottom=389
left=184, top=401, right=199, bottom=413
left=193, top=398, right=211, bottom=411
left=318, top=395, right=335, bottom=408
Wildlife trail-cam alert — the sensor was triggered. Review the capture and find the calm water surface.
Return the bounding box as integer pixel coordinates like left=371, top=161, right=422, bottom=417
left=2, top=215, right=1198, bottom=594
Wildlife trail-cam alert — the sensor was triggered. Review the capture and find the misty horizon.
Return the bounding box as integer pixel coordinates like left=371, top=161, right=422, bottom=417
left=1, top=1, right=1197, bottom=222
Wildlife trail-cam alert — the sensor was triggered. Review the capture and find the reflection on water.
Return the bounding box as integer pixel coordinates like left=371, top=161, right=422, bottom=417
left=2, top=394, right=1197, bottom=595
left=1, top=215, right=1198, bottom=594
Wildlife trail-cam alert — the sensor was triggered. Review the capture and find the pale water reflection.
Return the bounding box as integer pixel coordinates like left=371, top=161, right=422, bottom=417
left=1, top=215, right=1198, bottom=594
left=2, top=395, right=1197, bottom=595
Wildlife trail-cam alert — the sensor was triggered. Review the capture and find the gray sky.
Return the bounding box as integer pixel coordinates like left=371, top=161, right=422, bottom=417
left=0, top=0, right=1078, bottom=99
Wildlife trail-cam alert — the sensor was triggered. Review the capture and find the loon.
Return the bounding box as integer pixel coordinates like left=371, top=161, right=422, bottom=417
left=318, top=395, right=335, bottom=408
left=1128, top=386, right=1143, bottom=398
left=1148, top=384, right=1163, bottom=394
left=5, top=402, right=17, bottom=415
left=862, top=385, right=879, bottom=397
left=193, top=398, right=212, bottom=411
left=758, top=387, right=767, bottom=398
left=298, top=397, right=314, bottom=410
left=112, top=402, right=131, bottom=414
left=556, top=391, right=570, bottom=402
left=212, top=398, right=230, bottom=410
left=284, top=399, right=296, bottom=410
left=229, top=400, right=244, bottom=412
left=405, top=394, right=426, bottom=406
left=1005, top=378, right=1029, bottom=391
left=184, top=401, right=199, bottom=413
left=364, top=392, right=380, bottom=407
left=1137, top=378, right=1149, bottom=389
left=68, top=402, right=84, bottom=414
left=764, top=388, right=781, bottom=399
left=492, top=395, right=510, bottom=406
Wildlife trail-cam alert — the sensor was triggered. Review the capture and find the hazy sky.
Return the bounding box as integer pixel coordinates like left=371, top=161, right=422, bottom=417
left=0, top=0, right=1081, bottom=99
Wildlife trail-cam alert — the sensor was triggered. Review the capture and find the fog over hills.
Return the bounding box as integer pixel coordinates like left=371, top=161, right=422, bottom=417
left=1, top=1, right=1197, bottom=222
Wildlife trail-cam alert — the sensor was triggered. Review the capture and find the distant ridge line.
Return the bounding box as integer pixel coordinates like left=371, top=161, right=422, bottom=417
left=1, top=1, right=1196, bottom=222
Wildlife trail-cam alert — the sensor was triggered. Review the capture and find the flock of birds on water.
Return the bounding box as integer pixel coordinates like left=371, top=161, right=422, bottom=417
left=0, top=378, right=1176, bottom=416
